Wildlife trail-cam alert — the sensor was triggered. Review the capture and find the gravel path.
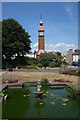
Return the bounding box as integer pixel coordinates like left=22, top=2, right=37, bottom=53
left=13, top=68, right=60, bottom=73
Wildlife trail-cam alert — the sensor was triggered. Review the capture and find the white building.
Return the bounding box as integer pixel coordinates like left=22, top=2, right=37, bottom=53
left=72, top=49, right=80, bottom=62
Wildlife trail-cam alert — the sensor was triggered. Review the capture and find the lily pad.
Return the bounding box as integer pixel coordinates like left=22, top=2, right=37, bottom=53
left=43, top=93, right=46, bottom=95
left=62, top=103, right=67, bottom=106
left=59, top=97, right=62, bottom=99
left=56, top=97, right=59, bottom=100
left=46, top=91, right=48, bottom=94
left=50, top=102, right=55, bottom=105
left=50, top=94, right=54, bottom=96
left=62, top=98, right=69, bottom=102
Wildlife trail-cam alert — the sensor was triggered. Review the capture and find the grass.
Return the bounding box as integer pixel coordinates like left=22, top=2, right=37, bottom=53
left=2, top=71, right=79, bottom=89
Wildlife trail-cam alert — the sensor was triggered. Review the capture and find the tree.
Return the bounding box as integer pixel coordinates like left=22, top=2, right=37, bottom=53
left=39, top=52, right=63, bottom=68
left=33, top=58, right=40, bottom=64
left=78, top=59, right=80, bottom=64
left=55, top=52, right=63, bottom=61
left=41, top=60, right=49, bottom=68
left=37, top=63, right=43, bottom=68
left=48, top=61, right=56, bottom=68
left=40, top=53, right=56, bottom=61
left=2, top=18, right=31, bottom=67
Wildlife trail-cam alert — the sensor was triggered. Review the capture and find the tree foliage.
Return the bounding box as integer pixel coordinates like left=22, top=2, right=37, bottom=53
left=2, top=18, right=31, bottom=60
left=78, top=59, right=80, bottom=64
left=55, top=52, right=63, bottom=61
left=48, top=61, right=56, bottom=68
left=39, top=52, right=63, bottom=68
left=40, top=53, right=56, bottom=61
left=41, top=60, right=49, bottom=68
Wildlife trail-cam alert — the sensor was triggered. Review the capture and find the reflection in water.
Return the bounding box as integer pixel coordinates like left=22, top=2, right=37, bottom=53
left=34, top=99, right=45, bottom=118
left=36, top=94, right=46, bottom=100
left=2, top=88, right=31, bottom=118
left=34, top=90, right=46, bottom=118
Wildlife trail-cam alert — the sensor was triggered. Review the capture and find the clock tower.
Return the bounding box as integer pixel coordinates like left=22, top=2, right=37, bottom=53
left=37, top=16, right=45, bottom=57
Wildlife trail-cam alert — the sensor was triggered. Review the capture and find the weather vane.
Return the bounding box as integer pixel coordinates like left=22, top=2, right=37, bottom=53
left=40, top=15, right=42, bottom=20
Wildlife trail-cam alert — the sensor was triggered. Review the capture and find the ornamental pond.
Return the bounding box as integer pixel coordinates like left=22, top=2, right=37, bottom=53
left=2, top=86, right=79, bottom=119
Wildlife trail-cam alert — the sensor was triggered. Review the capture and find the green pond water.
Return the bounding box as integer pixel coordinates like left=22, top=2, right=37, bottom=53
left=2, top=86, right=79, bottom=119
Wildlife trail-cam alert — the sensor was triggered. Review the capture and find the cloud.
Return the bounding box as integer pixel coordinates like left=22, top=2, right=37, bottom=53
left=49, top=44, right=54, bottom=47
left=65, top=5, right=74, bottom=19
left=32, top=42, right=77, bottom=54
left=46, top=42, right=77, bottom=53
left=54, top=43, right=65, bottom=47
left=54, top=43, right=75, bottom=49
left=65, top=6, right=73, bottom=13
left=33, top=43, right=38, bottom=47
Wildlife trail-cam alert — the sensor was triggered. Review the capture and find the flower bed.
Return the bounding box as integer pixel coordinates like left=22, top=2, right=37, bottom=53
left=54, top=78, right=72, bottom=83
left=2, top=79, right=18, bottom=84
left=2, top=76, right=18, bottom=84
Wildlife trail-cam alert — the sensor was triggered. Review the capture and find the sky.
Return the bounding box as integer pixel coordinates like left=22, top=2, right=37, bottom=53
left=2, top=2, right=78, bottom=54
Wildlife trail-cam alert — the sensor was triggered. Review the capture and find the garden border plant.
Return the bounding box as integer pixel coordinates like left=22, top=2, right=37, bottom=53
left=67, top=87, right=80, bottom=100
left=40, top=77, right=50, bottom=86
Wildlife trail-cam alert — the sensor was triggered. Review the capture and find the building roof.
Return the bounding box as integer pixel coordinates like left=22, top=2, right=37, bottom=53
left=72, top=53, right=80, bottom=55
left=73, top=49, right=80, bottom=55
left=74, top=49, right=80, bottom=54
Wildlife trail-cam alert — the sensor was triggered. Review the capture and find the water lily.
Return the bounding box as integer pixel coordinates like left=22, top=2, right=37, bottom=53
left=39, top=102, right=43, bottom=105
left=62, top=103, right=67, bottom=106
left=24, top=95, right=26, bottom=97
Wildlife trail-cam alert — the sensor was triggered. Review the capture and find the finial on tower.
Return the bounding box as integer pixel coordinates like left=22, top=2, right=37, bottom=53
left=40, top=15, right=42, bottom=20
left=40, top=15, right=43, bottom=26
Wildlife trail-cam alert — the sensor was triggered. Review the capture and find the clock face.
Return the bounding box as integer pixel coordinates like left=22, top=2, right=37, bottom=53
left=40, top=31, right=43, bottom=35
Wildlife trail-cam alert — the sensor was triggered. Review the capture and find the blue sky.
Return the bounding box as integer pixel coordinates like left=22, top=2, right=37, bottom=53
left=2, top=2, right=78, bottom=54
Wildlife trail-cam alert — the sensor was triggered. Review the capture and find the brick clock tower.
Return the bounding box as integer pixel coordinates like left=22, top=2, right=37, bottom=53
left=37, top=16, right=45, bottom=57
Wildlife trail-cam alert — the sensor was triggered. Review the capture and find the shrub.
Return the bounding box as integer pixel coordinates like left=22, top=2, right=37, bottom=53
left=55, top=61, right=62, bottom=67
left=37, top=63, right=43, bottom=68
left=68, top=87, right=80, bottom=99
left=48, top=62, right=56, bottom=68
left=33, top=58, right=40, bottom=64
left=41, top=77, right=49, bottom=86
left=62, top=61, right=68, bottom=65
left=2, top=61, right=9, bottom=69
left=60, top=69, right=79, bottom=76
left=23, top=82, right=29, bottom=87
left=18, top=64, right=37, bottom=69
left=78, top=59, right=80, bottom=64
left=41, top=60, right=49, bottom=68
